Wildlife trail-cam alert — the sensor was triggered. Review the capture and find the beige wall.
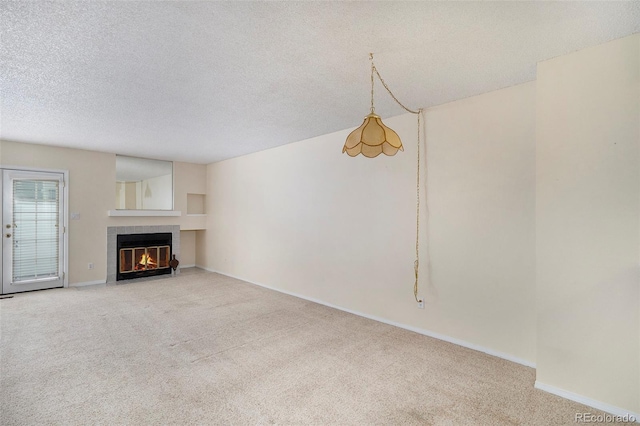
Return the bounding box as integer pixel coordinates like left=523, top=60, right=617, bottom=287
left=203, top=81, right=537, bottom=365
left=195, top=230, right=207, bottom=268
left=536, top=34, right=640, bottom=413
left=0, top=141, right=207, bottom=284
left=179, top=230, right=196, bottom=267
left=427, top=81, right=537, bottom=363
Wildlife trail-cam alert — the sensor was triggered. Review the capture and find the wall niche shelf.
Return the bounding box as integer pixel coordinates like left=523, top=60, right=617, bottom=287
left=187, top=193, right=206, bottom=215
left=108, top=210, right=182, bottom=217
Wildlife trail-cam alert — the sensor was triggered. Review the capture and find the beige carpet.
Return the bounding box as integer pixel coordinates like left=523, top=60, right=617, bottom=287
left=1, top=268, right=607, bottom=425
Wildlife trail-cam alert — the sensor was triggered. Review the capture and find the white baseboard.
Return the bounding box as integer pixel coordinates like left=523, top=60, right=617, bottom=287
left=204, top=267, right=535, bottom=369
left=69, top=279, right=106, bottom=287
left=180, top=264, right=196, bottom=268
left=535, top=381, right=639, bottom=422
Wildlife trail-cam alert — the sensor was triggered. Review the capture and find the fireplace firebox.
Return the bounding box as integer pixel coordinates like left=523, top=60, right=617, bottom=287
left=116, top=233, right=172, bottom=281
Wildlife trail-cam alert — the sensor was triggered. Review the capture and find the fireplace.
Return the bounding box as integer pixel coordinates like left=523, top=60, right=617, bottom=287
left=117, top=233, right=172, bottom=281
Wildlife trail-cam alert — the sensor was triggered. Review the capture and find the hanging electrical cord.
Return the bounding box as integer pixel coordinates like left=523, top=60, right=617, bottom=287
left=414, top=109, right=424, bottom=304
left=370, top=53, right=425, bottom=304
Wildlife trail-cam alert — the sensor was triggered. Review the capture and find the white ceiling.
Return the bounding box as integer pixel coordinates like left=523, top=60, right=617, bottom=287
left=1, top=2, right=639, bottom=164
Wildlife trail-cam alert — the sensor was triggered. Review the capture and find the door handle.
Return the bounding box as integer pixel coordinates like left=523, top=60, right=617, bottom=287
left=5, top=233, right=11, bottom=238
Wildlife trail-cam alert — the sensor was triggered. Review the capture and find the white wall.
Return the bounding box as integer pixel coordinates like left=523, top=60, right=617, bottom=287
left=203, top=81, right=537, bottom=365
left=536, top=34, right=640, bottom=414
left=427, top=81, right=536, bottom=362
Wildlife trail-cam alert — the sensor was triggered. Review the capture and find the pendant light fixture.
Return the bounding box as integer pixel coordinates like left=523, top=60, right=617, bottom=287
left=343, top=53, right=404, bottom=158
left=342, top=53, right=427, bottom=306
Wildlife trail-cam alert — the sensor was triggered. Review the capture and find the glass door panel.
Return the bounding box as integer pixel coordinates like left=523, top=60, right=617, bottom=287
left=2, top=170, right=65, bottom=294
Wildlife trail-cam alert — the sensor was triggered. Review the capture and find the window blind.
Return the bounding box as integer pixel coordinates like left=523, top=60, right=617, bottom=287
left=12, top=179, right=60, bottom=282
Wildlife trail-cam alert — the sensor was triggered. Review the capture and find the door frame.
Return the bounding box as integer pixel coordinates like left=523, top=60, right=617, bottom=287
left=0, top=165, right=69, bottom=292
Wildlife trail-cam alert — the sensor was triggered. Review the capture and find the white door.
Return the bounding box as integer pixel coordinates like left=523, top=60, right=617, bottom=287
left=2, top=170, right=65, bottom=294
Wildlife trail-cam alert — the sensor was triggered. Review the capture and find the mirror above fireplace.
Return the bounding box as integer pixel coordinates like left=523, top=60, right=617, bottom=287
left=115, top=155, right=173, bottom=210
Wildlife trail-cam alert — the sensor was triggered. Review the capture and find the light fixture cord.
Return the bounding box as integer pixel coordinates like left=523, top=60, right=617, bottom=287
left=371, top=56, right=420, bottom=115
left=414, top=109, right=423, bottom=303
left=370, top=53, right=424, bottom=304
left=370, top=53, right=375, bottom=113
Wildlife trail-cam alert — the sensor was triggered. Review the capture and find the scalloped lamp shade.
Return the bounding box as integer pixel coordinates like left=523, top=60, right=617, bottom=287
left=343, top=113, right=404, bottom=158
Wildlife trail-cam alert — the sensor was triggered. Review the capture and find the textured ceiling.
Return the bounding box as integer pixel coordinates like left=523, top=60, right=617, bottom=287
left=1, top=2, right=639, bottom=164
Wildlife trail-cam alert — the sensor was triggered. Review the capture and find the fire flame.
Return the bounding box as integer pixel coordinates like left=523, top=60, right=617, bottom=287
left=139, top=253, right=156, bottom=267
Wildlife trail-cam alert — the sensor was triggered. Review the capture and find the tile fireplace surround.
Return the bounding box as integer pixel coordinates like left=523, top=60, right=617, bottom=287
left=106, top=225, right=180, bottom=283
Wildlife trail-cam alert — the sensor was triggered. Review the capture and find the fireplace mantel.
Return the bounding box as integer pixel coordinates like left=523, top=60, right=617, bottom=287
left=108, top=210, right=181, bottom=217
